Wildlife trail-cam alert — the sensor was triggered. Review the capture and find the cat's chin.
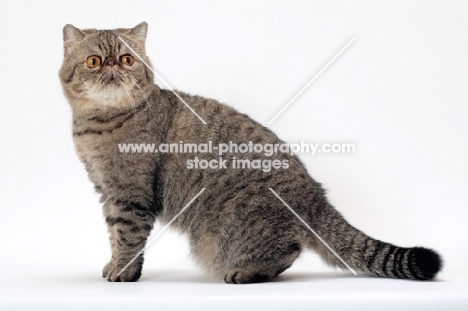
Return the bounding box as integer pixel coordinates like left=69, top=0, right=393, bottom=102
left=86, top=85, right=133, bottom=108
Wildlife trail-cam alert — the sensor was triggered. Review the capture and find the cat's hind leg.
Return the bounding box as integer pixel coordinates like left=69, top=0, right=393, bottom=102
left=223, top=241, right=302, bottom=284
left=210, top=199, right=304, bottom=284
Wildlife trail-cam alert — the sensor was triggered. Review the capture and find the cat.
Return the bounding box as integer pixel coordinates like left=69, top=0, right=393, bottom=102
left=59, top=22, right=442, bottom=283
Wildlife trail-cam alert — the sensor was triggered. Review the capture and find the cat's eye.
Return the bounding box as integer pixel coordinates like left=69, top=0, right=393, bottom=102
left=86, top=56, right=102, bottom=68
left=120, top=54, right=134, bottom=66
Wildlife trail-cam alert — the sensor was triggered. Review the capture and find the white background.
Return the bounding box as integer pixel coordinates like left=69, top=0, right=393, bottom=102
left=0, top=0, right=467, bottom=310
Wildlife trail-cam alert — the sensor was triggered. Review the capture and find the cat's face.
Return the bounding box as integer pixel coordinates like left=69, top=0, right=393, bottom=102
left=59, top=22, right=154, bottom=112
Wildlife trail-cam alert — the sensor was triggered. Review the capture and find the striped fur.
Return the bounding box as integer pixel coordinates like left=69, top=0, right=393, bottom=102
left=59, top=23, right=442, bottom=283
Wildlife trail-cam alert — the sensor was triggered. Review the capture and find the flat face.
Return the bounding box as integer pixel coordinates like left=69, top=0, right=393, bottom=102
left=60, top=24, right=152, bottom=110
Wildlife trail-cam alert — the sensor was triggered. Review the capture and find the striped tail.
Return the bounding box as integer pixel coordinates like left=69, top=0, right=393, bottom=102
left=361, top=240, right=441, bottom=280
left=307, top=205, right=442, bottom=280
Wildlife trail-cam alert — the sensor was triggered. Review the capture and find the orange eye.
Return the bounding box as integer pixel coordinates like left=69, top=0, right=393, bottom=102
left=120, top=54, right=134, bottom=66
left=86, top=56, right=102, bottom=68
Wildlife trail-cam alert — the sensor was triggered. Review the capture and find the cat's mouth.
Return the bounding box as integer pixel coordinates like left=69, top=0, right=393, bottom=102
left=103, top=68, right=120, bottom=84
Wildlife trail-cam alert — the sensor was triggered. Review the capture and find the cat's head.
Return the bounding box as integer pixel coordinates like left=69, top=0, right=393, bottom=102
left=59, top=22, right=155, bottom=114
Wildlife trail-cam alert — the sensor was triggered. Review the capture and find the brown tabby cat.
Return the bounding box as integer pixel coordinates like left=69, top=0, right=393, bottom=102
left=59, top=22, right=441, bottom=283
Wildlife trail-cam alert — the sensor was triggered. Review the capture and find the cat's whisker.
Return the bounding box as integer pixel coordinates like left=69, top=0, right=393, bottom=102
left=116, top=72, right=136, bottom=108
left=126, top=72, right=155, bottom=122
left=130, top=84, right=154, bottom=131
left=126, top=80, right=149, bottom=110
left=119, top=72, right=148, bottom=118
left=117, top=74, right=141, bottom=130
left=70, top=84, right=88, bottom=103
left=120, top=81, right=136, bottom=112
left=70, top=79, right=99, bottom=106
left=89, top=73, right=104, bottom=94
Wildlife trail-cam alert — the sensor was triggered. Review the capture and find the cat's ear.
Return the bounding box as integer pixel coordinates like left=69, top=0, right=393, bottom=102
left=63, top=24, right=85, bottom=52
left=130, top=22, right=148, bottom=43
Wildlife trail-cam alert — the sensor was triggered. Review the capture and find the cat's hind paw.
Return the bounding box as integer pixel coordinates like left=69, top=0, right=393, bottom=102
left=224, top=268, right=269, bottom=284
left=102, top=262, right=142, bottom=282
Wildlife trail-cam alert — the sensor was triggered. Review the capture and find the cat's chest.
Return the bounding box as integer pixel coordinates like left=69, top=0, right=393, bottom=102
left=74, top=132, right=117, bottom=159
left=72, top=117, right=141, bottom=165
left=73, top=133, right=121, bottom=184
left=73, top=127, right=157, bottom=183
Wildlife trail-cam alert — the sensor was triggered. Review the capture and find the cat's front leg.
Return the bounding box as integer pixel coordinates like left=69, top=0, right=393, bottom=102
left=102, top=200, right=155, bottom=282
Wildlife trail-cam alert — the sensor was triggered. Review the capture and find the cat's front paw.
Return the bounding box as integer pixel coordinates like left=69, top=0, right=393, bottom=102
left=102, top=262, right=142, bottom=282
left=102, top=261, right=114, bottom=278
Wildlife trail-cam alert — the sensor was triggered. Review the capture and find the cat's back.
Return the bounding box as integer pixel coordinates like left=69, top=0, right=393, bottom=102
left=163, top=90, right=278, bottom=144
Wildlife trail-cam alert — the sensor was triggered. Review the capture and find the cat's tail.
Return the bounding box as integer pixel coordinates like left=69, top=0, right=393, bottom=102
left=305, top=203, right=442, bottom=280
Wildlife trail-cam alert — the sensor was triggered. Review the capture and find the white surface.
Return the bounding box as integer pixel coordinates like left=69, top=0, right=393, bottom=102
left=1, top=0, right=468, bottom=310
left=2, top=269, right=468, bottom=311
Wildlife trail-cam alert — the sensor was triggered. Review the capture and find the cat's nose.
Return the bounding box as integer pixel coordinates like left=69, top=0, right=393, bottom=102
left=104, top=57, right=117, bottom=67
